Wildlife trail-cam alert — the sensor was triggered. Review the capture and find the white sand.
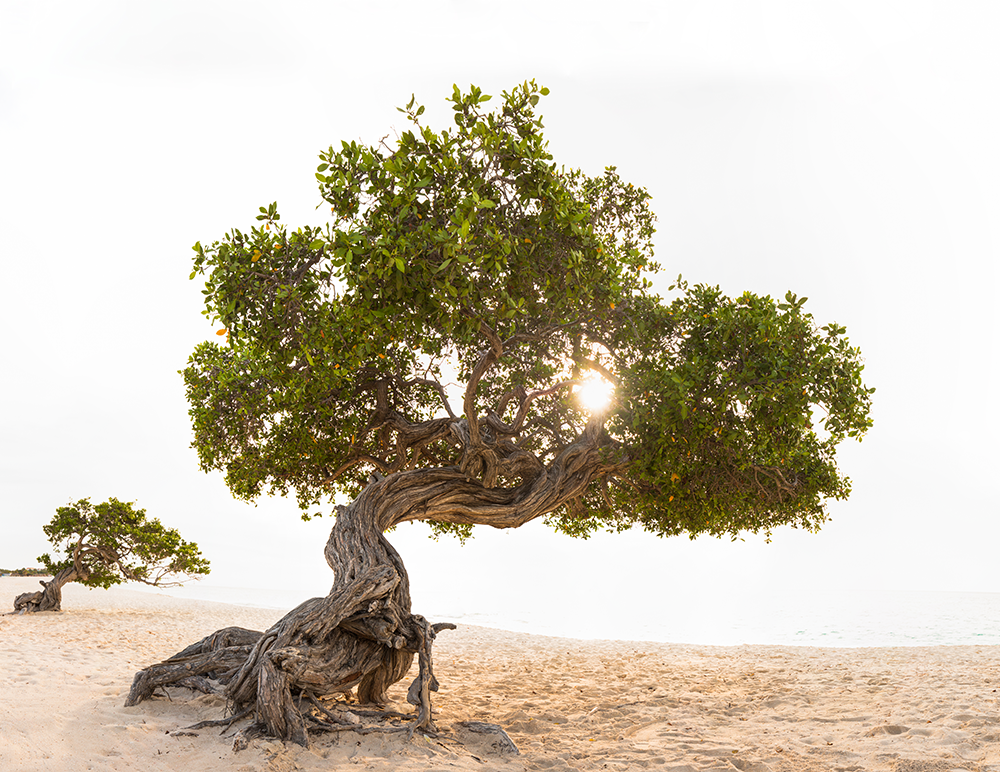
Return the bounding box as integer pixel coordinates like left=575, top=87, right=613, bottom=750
left=1, top=577, right=998, bottom=772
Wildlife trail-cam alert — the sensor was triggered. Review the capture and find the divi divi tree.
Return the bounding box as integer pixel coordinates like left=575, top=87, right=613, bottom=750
left=14, top=498, right=209, bottom=613
left=127, top=83, right=873, bottom=744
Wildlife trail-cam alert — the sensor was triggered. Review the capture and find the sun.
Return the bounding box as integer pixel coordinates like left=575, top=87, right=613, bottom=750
left=577, top=376, right=614, bottom=413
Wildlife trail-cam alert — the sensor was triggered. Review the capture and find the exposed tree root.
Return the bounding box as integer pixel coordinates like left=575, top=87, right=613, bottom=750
left=125, top=638, right=259, bottom=706
left=126, top=479, right=464, bottom=746
left=13, top=566, right=84, bottom=613
left=178, top=706, right=255, bottom=733
left=128, top=612, right=456, bottom=746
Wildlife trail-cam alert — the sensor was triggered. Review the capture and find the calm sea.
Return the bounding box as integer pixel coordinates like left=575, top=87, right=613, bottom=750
left=133, top=583, right=1000, bottom=648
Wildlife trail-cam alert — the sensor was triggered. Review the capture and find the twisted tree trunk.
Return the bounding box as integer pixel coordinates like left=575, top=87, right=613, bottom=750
left=13, top=564, right=89, bottom=613
left=126, top=431, right=605, bottom=744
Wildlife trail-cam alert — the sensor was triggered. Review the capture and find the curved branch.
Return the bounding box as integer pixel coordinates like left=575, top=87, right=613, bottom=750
left=486, top=379, right=582, bottom=437
left=461, top=316, right=504, bottom=448
left=367, top=417, right=609, bottom=532
left=318, top=455, right=389, bottom=486
left=399, top=375, right=457, bottom=419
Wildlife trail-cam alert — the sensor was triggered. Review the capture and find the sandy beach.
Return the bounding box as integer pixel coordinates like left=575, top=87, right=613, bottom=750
left=1, top=577, right=998, bottom=772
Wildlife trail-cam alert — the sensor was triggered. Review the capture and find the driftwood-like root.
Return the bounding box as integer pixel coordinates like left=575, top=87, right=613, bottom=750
left=125, top=642, right=258, bottom=706
left=127, top=614, right=455, bottom=746
left=179, top=706, right=255, bottom=733
left=127, top=480, right=459, bottom=746
left=12, top=566, right=84, bottom=613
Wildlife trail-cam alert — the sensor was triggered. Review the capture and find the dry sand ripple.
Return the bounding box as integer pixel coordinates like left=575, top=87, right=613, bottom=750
left=1, top=578, right=998, bottom=771
left=440, top=629, right=1000, bottom=772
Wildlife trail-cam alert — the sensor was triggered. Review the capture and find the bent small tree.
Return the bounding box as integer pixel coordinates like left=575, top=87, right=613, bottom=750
left=128, top=82, right=873, bottom=743
left=13, top=498, right=210, bottom=613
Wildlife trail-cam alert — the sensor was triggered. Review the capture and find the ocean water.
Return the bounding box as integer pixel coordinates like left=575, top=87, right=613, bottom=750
left=133, top=582, right=1000, bottom=648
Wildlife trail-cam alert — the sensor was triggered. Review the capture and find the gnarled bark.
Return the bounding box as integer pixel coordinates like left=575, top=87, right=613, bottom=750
left=126, top=431, right=605, bottom=745
left=126, top=475, right=444, bottom=744
left=13, top=565, right=89, bottom=613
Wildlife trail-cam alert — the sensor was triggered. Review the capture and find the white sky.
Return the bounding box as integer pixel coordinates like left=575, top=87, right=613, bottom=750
left=2, top=2, right=998, bottom=626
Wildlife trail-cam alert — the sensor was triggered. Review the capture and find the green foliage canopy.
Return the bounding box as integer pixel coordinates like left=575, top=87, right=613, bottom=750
left=39, top=498, right=210, bottom=589
left=184, top=81, right=873, bottom=540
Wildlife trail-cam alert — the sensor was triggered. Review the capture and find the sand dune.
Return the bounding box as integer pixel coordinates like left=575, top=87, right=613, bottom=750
left=1, top=577, right=998, bottom=771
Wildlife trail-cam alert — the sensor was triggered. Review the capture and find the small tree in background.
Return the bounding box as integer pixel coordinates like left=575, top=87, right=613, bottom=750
left=126, top=82, right=873, bottom=743
left=12, top=498, right=210, bottom=613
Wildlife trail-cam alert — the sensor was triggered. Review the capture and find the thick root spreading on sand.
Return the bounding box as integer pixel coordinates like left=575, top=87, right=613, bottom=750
left=125, top=609, right=455, bottom=745
left=125, top=481, right=457, bottom=746
left=12, top=566, right=84, bottom=613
